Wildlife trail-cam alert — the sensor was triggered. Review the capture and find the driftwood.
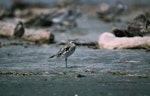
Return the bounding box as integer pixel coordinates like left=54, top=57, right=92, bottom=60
left=112, top=12, right=150, bottom=37
left=0, top=22, right=54, bottom=43
left=100, top=12, right=150, bottom=50
left=58, top=40, right=98, bottom=49
left=98, top=32, right=150, bottom=49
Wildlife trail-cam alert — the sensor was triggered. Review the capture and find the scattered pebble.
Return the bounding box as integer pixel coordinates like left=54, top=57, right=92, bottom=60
left=76, top=74, right=86, bottom=78
left=75, top=94, right=78, bottom=96
left=107, top=71, right=130, bottom=75
left=85, top=69, right=97, bottom=73
left=58, top=72, right=66, bottom=75
left=138, top=75, right=148, bottom=78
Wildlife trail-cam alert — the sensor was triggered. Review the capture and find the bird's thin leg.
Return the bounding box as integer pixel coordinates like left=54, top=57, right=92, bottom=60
left=65, top=58, right=67, bottom=68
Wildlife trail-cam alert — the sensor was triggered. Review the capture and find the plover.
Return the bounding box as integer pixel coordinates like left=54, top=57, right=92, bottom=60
left=49, top=41, right=76, bottom=68
left=114, top=1, right=127, bottom=16
left=14, top=21, right=25, bottom=38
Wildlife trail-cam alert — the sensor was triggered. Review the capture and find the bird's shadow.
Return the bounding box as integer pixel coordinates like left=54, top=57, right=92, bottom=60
left=67, top=65, right=85, bottom=68
left=47, top=60, right=85, bottom=68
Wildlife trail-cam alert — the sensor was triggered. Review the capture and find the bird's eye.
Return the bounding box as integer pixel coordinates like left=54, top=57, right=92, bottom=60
left=66, top=47, right=70, bottom=51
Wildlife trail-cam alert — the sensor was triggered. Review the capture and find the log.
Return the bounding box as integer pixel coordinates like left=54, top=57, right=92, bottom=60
left=98, top=32, right=150, bottom=49
left=0, top=22, right=54, bottom=43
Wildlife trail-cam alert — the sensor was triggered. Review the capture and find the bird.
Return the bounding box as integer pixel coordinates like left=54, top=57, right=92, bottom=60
left=51, top=6, right=82, bottom=26
left=112, top=1, right=127, bottom=21
left=49, top=41, right=76, bottom=68
left=14, top=21, right=25, bottom=38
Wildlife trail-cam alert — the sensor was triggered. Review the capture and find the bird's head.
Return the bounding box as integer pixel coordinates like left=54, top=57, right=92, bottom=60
left=17, top=21, right=23, bottom=25
left=16, top=21, right=24, bottom=28
left=69, top=40, right=76, bottom=44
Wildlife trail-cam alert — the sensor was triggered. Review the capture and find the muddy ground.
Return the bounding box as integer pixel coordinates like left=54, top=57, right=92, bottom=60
left=0, top=1, right=150, bottom=96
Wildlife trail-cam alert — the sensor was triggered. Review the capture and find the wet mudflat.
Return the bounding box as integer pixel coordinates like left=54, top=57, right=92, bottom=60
left=0, top=44, right=150, bottom=96
left=0, top=1, right=150, bottom=96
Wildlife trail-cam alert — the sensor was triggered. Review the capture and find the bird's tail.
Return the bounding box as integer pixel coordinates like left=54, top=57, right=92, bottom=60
left=49, top=55, right=55, bottom=58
